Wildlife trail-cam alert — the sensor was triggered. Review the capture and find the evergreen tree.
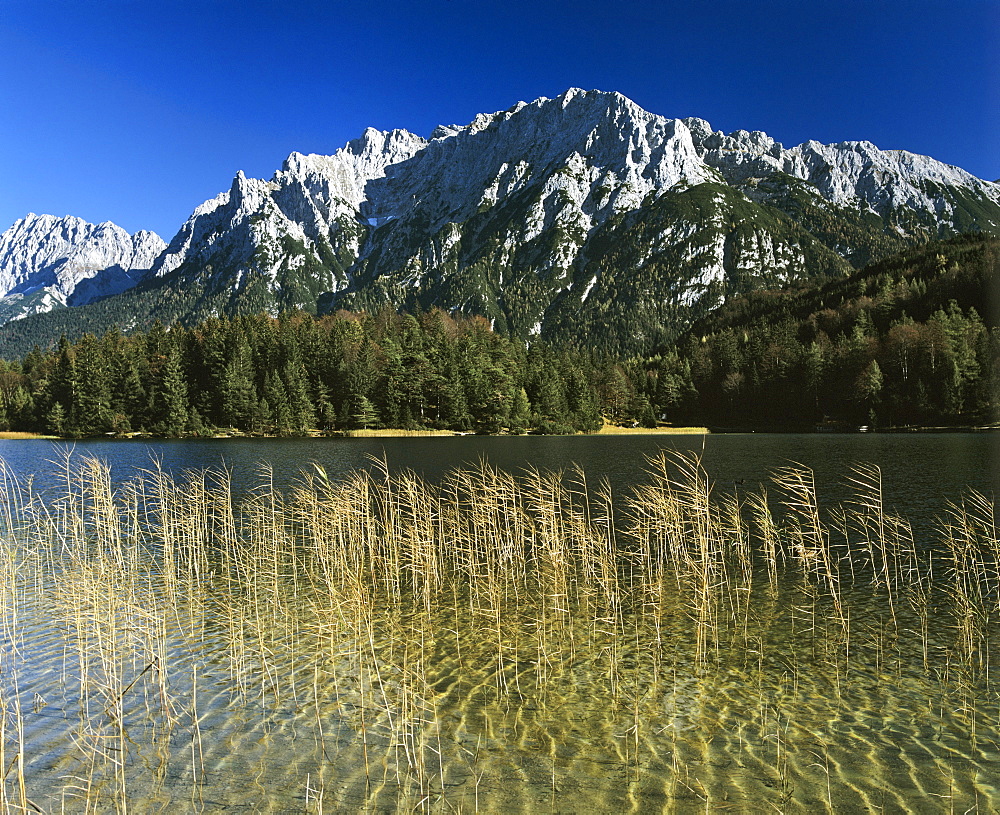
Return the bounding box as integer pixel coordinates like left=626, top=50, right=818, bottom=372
left=149, top=342, right=190, bottom=435
left=47, top=401, right=67, bottom=436
left=509, top=387, right=531, bottom=434
left=110, top=352, right=147, bottom=433
left=263, top=369, right=292, bottom=433
left=283, top=362, right=315, bottom=432
left=350, top=395, right=380, bottom=430
left=220, top=336, right=257, bottom=430
left=50, top=336, right=78, bottom=433
left=73, top=334, right=113, bottom=435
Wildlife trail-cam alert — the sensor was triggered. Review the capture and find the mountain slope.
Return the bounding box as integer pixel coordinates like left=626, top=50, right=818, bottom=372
left=0, top=213, right=165, bottom=326
left=647, top=233, right=1000, bottom=429
left=2, top=89, right=998, bottom=357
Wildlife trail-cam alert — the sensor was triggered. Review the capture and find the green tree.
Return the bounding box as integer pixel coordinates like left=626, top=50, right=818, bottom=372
left=855, top=359, right=883, bottom=426
left=50, top=336, right=78, bottom=433
left=149, top=342, right=190, bottom=435
left=350, top=394, right=380, bottom=430
left=74, top=334, right=113, bottom=434
left=508, top=387, right=531, bottom=434
left=47, top=401, right=67, bottom=436
left=220, top=343, right=257, bottom=429
left=263, top=369, right=292, bottom=433
left=110, top=352, right=147, bottom=432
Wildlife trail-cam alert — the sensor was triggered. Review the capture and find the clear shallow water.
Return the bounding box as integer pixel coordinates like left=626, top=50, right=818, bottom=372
left=0, top=434, right=997, bottom=812
left=8, top=564, right=999, bottom=812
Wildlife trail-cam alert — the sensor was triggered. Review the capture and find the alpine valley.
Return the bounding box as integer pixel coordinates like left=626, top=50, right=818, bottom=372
left=2, top=88, right=999, bottom=358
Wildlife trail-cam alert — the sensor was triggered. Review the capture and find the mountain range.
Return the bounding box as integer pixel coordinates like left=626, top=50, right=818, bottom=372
left=0, top=214, right=164, bottom=323
left=2, top=88, right=998, bottom=357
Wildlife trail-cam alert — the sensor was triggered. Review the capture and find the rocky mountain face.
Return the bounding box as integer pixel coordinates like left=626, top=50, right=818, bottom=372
left=3, top=89, right=999, bottom=355
left=0, top=214, right=165, bottom=324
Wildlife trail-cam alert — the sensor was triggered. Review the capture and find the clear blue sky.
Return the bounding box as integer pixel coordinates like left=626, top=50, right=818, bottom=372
left=3, top=0, right=997, bottom=240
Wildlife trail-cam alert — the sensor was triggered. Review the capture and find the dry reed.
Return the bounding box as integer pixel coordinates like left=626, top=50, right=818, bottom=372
left=0, top=449, right=994, bottom=811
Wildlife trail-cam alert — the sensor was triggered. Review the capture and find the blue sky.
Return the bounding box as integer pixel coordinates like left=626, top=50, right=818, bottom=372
left=3, top=0, right=997, bottom=240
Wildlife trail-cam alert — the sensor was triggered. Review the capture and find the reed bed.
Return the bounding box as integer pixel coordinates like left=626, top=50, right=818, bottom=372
left=0, top=450, right=997, bottom=811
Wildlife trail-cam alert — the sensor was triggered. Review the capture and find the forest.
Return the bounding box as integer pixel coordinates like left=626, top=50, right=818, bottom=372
left=0, top=308, right=612, bottom=437
left=649, top=233, right=999, bottom=429
left=0, top=234, right=995, bottom=436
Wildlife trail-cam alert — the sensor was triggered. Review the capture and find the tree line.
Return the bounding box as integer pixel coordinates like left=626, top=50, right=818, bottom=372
left=0, top=309, right=631, bottom=437
left=634, top=234, right=1000, bottom=428
left=0, top=235, right=995, bottom=437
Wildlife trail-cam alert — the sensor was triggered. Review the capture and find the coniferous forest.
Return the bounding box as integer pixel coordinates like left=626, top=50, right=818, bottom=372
left=0, top=308, right=609, bottom=437
left=0, top=234, right=996, bottom=437
left=645, top=233, right=1000, bottom=429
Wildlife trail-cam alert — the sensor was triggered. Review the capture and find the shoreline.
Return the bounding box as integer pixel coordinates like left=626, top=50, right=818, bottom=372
left=593, top=424, right=709, bottom=435
left=0, top=424, right=712, bottom=441
left=344, top=424, right=713, bottom=437
left=2, top=424, right=995, bottom=441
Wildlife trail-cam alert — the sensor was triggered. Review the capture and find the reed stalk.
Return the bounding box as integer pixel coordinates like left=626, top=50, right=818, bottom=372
left=0, top=449, right=996, bottom=811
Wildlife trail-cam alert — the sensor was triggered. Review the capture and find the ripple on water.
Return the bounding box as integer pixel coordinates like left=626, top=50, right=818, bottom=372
left=3, top=559, right=999, bottom=811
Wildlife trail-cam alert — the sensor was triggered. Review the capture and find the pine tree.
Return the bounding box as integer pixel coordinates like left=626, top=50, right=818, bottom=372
left=47, top=401, right=67, bottom=436
left=150, top=342, right=190, bottom=435
left=263, top=369, right=292, bottom=434
left=74, top=334, right=113, bottom=435
left=508, top=387, right=531, bottom=434
left=220, top=340, right=257, bottom=430
left=111, top=353, right=147, bottom=432
left=351, top=395, right=380, bottom=430
left=50, top=336, right=78, bottom=433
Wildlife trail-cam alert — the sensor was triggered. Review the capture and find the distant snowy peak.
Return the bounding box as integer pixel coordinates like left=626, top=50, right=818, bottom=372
left=358, top=88, right=716, bottom=234
left=278, top=128, right=426, bottom=210
left=686, top=119, right=1000, bottom=218
left=284, top=128, right=426, bottom=177
left=150, top=174, right=276, bottom=279
left=8, top=87, right=996, bottom=349
left=152, top=87, right=1000, bottom=284
left=274, top=128, right=427, bottom=229
left=127, top=86, right=1000, bottom=346
left=0, top=214, right=165, bottom=314
left=149, top=127, right=429, bottom=282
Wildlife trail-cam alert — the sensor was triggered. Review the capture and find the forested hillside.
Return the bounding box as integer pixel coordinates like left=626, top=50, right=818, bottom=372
left=4, top=90, right=1000, bottom=359
left=636, top=234, right=999, bottom=428
left=0, top=236, right=995, bottom=437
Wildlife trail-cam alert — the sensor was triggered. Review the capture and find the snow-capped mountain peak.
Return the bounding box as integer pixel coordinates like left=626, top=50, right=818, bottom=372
left=0, top=214, right=166, bottom=321
left=3, top=89, right=998, bottom=352
left=689, top=121, right=1000, bottom=220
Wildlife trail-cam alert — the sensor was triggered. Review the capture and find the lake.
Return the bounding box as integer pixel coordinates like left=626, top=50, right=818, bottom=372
left=3, top=430, right=997, bottom=502
left=0, top=433, right=997, bottom=811
left=1, top=432, right=995, bottom=536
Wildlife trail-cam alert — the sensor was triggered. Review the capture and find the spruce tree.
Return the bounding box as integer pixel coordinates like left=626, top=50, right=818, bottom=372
left=150, top=342, right=190, bottom=435
left=74, top=334, right=113, bottom=435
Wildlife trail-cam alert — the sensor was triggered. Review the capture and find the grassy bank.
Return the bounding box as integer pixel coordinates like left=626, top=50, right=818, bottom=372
left=340, top=427, right=460, bottom=437
left=594, top=421, right=710, bottom=435
left=348, top=424, right=711, bottom=437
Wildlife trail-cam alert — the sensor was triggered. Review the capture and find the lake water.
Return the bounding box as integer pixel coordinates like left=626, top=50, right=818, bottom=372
left=0, top=433, right=997, bottom=812
left=2, top=431, right=996, bottom=532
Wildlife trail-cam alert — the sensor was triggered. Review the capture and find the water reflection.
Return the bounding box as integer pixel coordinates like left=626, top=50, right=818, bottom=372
left=1, top=431, right=995, bottom=508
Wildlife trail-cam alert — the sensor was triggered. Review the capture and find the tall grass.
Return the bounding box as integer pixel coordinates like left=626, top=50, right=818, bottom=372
left=0, top=450, right=995, bottom=811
